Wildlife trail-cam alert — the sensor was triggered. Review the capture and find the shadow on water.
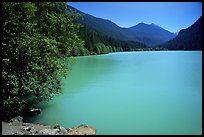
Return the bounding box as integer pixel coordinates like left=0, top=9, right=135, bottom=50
left=24, top=54, right=118, bottom=123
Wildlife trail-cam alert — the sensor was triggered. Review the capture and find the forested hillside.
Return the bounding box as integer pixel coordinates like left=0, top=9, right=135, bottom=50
left=78, top=25, right=147, bottom=55
left=158, top=16, right=202, bottom=50
left=67, top=5, right=176, bottom=47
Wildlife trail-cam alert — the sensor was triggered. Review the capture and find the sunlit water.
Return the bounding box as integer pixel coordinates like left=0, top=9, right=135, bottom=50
left=25, top=51, right=202, bottom=135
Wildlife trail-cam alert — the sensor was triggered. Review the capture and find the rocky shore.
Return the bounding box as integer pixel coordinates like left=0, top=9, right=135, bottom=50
left=2, top=116, right=96, bottom=135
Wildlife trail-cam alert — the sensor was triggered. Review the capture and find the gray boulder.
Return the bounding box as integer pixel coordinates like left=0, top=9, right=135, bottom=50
left=39, top=128, right=60, bottom=135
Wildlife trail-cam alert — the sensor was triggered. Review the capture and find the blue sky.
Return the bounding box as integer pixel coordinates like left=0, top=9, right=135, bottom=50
left=68, top=2, right=202, bottom=33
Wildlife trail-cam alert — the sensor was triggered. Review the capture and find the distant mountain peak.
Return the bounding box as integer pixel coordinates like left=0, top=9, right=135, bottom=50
left=138, top=22, right=145, bottom=25
left=150, top=23, right=160, bottom=27
left=68, top=5, right=176, bottom=47
left=136, top=22, right=150, bottom=26
left=135, top=22, right=161, bottom=28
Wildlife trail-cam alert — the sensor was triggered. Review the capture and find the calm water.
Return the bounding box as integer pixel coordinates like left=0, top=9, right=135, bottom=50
left=25, top=51, right=202, bottom=135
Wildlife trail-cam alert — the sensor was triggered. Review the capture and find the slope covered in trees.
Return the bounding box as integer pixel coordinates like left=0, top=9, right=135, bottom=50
left=158, top=16, right=202, bottom=50
left=67, top=5, right=176, bottom=47
left=78, top=25, right=148, bottom=55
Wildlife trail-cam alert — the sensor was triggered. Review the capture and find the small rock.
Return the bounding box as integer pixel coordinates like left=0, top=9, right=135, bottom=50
left=10, top=116, right=23, bottom=123
left=23, top=126, right=31, bottom=131
left=53, top=124, right=60, bottom=129
left=39, top=128, right=60, bottom=135
left=66, top=124, right=96, bottom=135
left=23, top=130, right=32, bottom=135
left=30, top=127, right=38, bottom=134
left=67, top=128, right=72, bottom=131
left=13, top=132, right=18, bottom=135
left=22, top=123, right=29, bottom=126
left=59, top=126, right=67, bottom=134
left=84, top=125, right=89, bottom=128
left=9, top=116, right=23, bottom=126
left=53, top=124, right=68, bottom=135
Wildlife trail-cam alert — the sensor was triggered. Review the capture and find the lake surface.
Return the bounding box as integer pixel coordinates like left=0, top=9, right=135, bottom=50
left=25, top=51, right=202, bottom=135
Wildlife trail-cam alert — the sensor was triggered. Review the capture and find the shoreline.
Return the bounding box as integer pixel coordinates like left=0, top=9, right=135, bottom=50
left=2, top=116, right=96, bottom=135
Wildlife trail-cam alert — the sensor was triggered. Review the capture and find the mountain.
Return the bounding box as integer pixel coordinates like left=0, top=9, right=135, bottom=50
left=66, top=5, right=148, bottom=55
left=124, top=23, right=176, bottom=46
left=79, top=14, right=129, bottom=41
left=67, top=5, right=133, bottom=41
left=158, top=16, right=202, bottom=50
left=67, top=5, right=176, bottom=47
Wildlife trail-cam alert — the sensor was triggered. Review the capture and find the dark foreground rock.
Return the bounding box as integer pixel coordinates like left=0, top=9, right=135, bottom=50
left=2, top=116, right=96, bottom=135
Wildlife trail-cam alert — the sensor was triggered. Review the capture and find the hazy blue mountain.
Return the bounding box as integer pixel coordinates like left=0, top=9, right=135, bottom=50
left=158, top=16, right=202, bottom=50
left=67, top=5, right=177, bottom=47
left=125, top=23, right=176, bottom=46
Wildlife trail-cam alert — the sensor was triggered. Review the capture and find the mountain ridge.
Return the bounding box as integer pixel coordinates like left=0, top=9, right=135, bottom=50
left=67, top=5, right=176, bottom=47
left=158, top=16, right=202, bottom=50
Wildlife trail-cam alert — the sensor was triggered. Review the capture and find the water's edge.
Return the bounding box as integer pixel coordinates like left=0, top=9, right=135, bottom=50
left=24, top=51, right=202, bottom=135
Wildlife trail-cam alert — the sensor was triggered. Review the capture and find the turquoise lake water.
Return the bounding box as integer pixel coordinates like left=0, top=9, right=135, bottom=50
left=25, top=51, right=202, bottom=135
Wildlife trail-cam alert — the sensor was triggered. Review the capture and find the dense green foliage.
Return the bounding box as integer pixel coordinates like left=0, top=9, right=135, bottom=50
left=2, top=2, right=84, bottom=120
left=158, top=16, right=202, bottom=50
